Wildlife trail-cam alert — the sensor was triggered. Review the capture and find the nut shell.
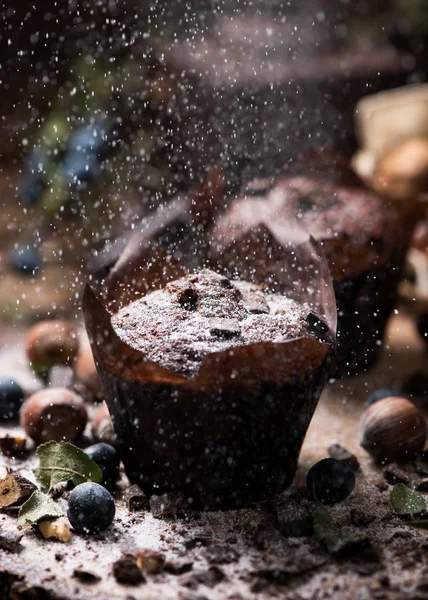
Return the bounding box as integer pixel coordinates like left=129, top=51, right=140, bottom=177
left=26, top=320, right=79, bottom=372
left=360, top=396, right=427, bottom=463
left=20, top=388, right=88, bottom=445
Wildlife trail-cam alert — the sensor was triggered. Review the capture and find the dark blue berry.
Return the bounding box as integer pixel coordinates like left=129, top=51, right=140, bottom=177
left=306, top=458, right=355, bottom=504
left=67, top=482, right=115, bottom=533
left=0, top=378, right=25, bottom=420
left=69, top=125, right=107, bottom=155
left=61, top=124, right=108, bottom=183
left=365, top=388, right=401, bottom=409
left=9, top=246, right=41, bottom=277
left=62, top=151, right=101, bottom=183
left=84, top=443, right=120, bottom=488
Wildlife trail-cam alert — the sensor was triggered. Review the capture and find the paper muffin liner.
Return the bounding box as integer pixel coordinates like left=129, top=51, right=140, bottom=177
left=84, top=204, right=336, bottom=508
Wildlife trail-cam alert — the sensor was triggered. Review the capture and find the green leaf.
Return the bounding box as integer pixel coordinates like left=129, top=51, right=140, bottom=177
left=390, top=484, right=426, bottom=517
left=34, top=441, right=102, bottom=492
left=313, top=503, right=368, bottom=556
left=18, top=491, right=64, bottom=525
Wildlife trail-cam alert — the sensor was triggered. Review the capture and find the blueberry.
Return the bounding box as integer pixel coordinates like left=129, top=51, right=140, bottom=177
left=0, top=378, right=25, bottom=420
left=9, top=246, right=41, bottom=277
left=62, top=151, right=101, bottom=183
left=61, top=124, right=108, bottom=183
left=67, top=482, right=115, bottom=533
left=69, top=125, right=106, bottom=155
left=306, top=458, right=355, bottom=504
left=365, top=388, right=401, bottom=408
left=84, top=443, right=120, bottom=488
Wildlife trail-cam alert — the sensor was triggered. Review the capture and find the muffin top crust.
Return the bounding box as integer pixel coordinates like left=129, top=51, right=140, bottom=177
left=111, top=269, right=321, bottom=378
left=211, top=175, right=413, bottom=280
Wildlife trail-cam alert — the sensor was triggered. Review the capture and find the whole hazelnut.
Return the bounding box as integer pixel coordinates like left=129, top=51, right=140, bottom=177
left=26, top=320, right=79, bottom=376
left=73, top=347, right=102, bottom=400
left=20, top=388, right=88, bottom=445
left=92, top=402, right=116, bottom=446
left=360, top=396, right=427, bottom=463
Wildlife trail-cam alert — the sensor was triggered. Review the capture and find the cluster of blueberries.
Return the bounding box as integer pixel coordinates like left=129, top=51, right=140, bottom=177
left=20, top=120, right=111, bottom=206
left=10, top=120, right=112, bottom=278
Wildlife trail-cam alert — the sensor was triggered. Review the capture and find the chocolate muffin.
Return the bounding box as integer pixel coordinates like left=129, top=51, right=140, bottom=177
left=84, top=267, right=335, bottom=508
left=211, top=172, right=419, bottom=376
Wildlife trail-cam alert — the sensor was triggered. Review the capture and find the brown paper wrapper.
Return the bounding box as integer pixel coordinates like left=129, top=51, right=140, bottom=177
left=84, top=201, right=336, bottom=508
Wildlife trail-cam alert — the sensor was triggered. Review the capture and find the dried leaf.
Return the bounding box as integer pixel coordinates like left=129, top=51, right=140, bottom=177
left=313, top=503, right=368, bottom=556
left=0, top=473, right=36, bottom=509
left=34, top=441, right=102, bottom=492
left=18, top=491, right=64, bottom=525
left=390, top=484, right=426, bottom=517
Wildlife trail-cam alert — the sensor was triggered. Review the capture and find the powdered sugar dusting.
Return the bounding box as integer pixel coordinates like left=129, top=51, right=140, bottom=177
left=112, top=269, right=315, bottom=377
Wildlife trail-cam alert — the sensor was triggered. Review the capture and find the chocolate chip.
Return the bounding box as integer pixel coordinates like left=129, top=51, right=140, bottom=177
left=0, top=532, right=23, bottom=553
left=190, top=270, right=232, bottom=289
left=350, top=509, right=376, bottom=527
left=276, top=516, right=314, bottom=538
left=183, top=567, right=225, bottom=589
left=165, top=281, right=198, bottom=311
left=382, top=463, right=410, bottom=485
left=113, top=555, right=145, bottom=585
left=164, top=560, right=193, bottom=575
left=183, top=535, right=211, bottom=550
left=297, top=194, right=315, bottom=213
left=209, top=318, right=241, bottom=338
left=241, top=292, right=269, bottom=314
left=305, top=312, right=329, bottom=336
left=150, top=492, right=185, bottom=519
left=72, top=569, right=101, bottom=584
left=328, top=443, right=360, bottom=471
left=122, top=484, right=149, bottom=512
left=253, top=568, right=291, bottom=586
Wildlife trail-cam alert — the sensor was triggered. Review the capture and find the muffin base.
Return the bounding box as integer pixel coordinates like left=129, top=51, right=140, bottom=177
left=99, top=365, right=330, bottom=509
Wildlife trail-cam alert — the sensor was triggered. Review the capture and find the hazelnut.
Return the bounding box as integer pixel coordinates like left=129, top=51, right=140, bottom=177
left=92, top=402, right=117, bottom=446
left=134, top=549, right=165, bottom=574
left=73, top=347, right=102, bottom=400
left=38, top=519, right=71, bottom=542
left=360, top=396, right=427, bottom=463
left=20, top=388, right=88, bottom=445
left=26, top=320, right=79, bottom=376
